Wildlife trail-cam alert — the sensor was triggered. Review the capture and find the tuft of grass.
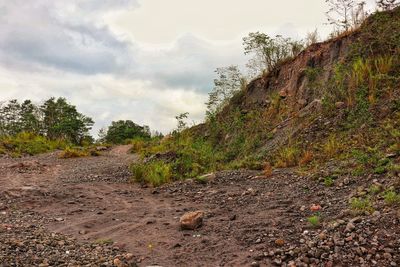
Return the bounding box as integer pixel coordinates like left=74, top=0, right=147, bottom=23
left=322, top=135, right=341, bottom=158
left=383, top=190, right=400, bottom=206
left=350, top=197, right=374, bottom=213
left=59, top=147, right=89, bottom=159
left=263, top=162, right=273, bottom=177
left=131, top=161, right=172, bottom=187
left=94, top=238, right=114, bottom=245
left=299, top=150, right=314, bottom=166
left=275, top=146, right=300, bottom=168
left=368, top=184, right=382, bottom=195
left=307, top=215, right=320, bottom=227
left=323, top=176, right=335, bottom=187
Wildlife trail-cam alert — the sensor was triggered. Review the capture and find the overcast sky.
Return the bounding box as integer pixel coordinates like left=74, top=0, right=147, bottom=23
left=0, top=0, right=376, bottom=135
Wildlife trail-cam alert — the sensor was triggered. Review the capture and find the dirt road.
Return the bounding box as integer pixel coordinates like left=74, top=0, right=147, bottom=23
left=1, top=146, right=399, bottom=266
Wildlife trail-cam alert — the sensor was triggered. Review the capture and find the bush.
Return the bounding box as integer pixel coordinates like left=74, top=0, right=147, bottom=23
left=131, top=161, right=172, bottom=187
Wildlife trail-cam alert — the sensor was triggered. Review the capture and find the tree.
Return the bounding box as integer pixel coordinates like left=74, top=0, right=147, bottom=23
left=206, top=66, right=246, bottom=117
left=305, top=29, right=320, bottom=47
left=105, top=120, right=150, bottom=144
left=377, top=0, right=399, bottom=10
left=0, top=98, right=93, bottom=144
left=243, top=32, right=304, bottom=76
left=175, top=112, right=189, bottom=133
left=40, top=97, right=94, bottom=144
left=325, top=0, right=367, bottom=32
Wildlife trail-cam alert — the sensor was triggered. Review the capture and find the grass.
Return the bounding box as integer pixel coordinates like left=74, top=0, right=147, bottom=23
left=350, top=197, right=374, bottom=213
left=59, top=147, right=89, bottom=159
left=131, top=161, right=172, bottom=187
left=275, top=146, right=300, bottom=168
left=94, top=238, right=114, bottom=245
left=323, top=176, right=335, bottom=187
left=0, top=132, right=68, bottom=157
left=383, top=190, right=400, bottom=206
left=307, top=215, right=320, bottom=227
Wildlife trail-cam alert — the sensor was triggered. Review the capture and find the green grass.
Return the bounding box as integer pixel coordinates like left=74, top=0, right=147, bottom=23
left=323, top=176, right=335, bottom=187
left=0, top=132, right=69, bottom=157
left=350, top=197, right=374, bottom=213
left=307, top=215, right=320, bottom=227
left=131, top=161, right=172, bottom=187
left=59, top=147, right=89, bottom=159
left=383, top=190, right=400, bottom=206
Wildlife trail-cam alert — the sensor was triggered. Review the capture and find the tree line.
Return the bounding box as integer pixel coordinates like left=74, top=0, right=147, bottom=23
left=0, top=98, right=153, bottom=145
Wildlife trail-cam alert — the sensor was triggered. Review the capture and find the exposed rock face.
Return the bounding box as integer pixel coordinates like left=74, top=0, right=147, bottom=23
left=179, top=211, right=204, bottom=230
left=243, top=35, right=356, bottom=111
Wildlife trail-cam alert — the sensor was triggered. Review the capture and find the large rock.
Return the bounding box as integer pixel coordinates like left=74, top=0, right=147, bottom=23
left=179, top=211, right=204, bottom=230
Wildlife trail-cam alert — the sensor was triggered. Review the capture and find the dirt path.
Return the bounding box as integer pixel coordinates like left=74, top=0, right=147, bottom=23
left=1, top=147, right=399, bottom=266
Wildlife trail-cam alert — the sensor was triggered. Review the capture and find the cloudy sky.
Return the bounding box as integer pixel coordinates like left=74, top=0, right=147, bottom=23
left=0, top=0, right=376, bottom=135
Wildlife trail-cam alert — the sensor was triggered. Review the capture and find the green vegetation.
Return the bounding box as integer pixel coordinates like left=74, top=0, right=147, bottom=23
left=307, top=215, right=321, bottom=227
left=350, top=197, right=375, bottom=213
left=0, top=132, right=68, bottom=157
left=0, top=98, right=94, bottom=156
left=384, top=190, right=400, bottom=205
left=131, top=161, right=172, bottom=187
left=129, top=6, right=400, bottom=187
left=103, top=120, right=151, bottom=144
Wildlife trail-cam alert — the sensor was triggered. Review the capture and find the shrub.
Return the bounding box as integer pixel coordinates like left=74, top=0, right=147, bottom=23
left=131, top=161, right=172, bottom=187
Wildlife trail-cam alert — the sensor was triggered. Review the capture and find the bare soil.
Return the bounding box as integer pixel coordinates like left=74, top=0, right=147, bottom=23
left=1, top=146, right=399, bottom=266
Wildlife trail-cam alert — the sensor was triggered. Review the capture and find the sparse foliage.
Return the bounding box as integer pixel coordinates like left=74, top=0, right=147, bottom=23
left=305, top=29, right=320, bottom=47
left=206, top=66, right=245, bottom=118
left=326, top=0, right=367, bottom=32
left=377, top=0, right=399, bottom=10
left=243, top=32, right=304, bottom=76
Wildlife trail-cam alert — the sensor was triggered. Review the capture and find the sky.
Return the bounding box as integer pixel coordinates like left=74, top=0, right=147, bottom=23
left=0, top=0, right=376, bottom=135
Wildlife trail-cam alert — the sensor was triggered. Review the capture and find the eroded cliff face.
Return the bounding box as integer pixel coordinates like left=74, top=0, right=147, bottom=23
left=243, top=34, right=357, bottom=112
